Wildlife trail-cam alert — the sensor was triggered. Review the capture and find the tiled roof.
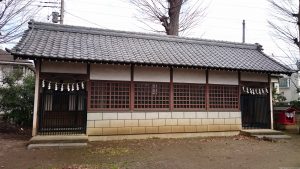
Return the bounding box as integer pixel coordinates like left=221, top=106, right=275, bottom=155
left=0, top=49, right=32, bottom=64
left=10, top=21, right=293, bottom=74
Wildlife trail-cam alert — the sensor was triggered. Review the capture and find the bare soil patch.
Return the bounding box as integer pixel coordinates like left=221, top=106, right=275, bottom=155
left=0, top=120, right=31, bottom=140
left=0, top=128, right=300, bottom=169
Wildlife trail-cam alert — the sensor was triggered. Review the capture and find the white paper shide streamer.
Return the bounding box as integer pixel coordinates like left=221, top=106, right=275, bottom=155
left=242, top=86, right=269, bottom=95
left=41, top=80, right=85, bottom=92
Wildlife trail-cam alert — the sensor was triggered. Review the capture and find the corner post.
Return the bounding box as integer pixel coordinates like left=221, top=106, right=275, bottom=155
left=269, top=74, right=274, bottom=129
left=87, top=63, right=91, bottom=112
left=32, top=60, right=41, bottom=136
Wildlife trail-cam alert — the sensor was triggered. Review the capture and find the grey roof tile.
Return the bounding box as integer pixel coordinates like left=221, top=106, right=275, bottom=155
left=10, top=21, right=293, bottom=74
left=0, top=49, right=32, bottom=64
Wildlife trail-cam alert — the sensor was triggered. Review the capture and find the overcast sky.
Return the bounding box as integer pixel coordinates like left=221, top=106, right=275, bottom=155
left=16, top=0, right=300, bottom=68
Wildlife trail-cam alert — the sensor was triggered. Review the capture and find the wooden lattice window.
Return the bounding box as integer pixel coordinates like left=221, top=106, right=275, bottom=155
left=208, top=85, right=239, bottom=109
left=134, top=82, right=169, bottom=109
left=174, top=83, right=206, bottom=109
left=90, top=81, right=130, bottom=110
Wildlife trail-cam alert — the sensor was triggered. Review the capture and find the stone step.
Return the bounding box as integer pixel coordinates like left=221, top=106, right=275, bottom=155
left=27, top=143, right=88, bottom=149
left=240, top=129, right=283, bottom=136
left=253, top=134, right=291, bottom=141
left=28, top=135, right=88, bottom=148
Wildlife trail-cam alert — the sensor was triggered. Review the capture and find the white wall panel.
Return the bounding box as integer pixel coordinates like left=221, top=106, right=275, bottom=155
left=90, top=64, right=130, bottom=81
left=173, top=68, right=206, bottom=83
left=241, top=72, right=268, bottom=82
left=134, top=67, right=170, bottom=82
left=208, top=70, right=238, bottom=85
left=41, top=61, right=87, bottom=74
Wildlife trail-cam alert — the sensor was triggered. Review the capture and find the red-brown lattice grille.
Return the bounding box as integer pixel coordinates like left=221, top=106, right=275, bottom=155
left=208, top=85, right=239, bottom=109
left=90, top=81, right=130, bottom=110
left=134, top=82, right=169, bottom=109
left=174, top=83, right=206, bottom=109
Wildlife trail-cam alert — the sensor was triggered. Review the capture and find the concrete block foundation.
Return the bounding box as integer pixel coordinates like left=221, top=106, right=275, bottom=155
left=86, top=111, right=242, bottom=136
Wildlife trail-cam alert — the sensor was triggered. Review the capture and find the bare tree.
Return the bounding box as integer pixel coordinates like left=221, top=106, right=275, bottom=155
left=0, top=0, right=39, bottom=44
left=130, top=0, right=206, bottom=36
left=268, top=0, right=300, bottom=65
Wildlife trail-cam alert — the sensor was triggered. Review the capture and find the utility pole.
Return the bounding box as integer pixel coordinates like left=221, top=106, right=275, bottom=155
left=60, top=0, right=64, bottom=24
left=242, top=20, right=245, bottom=43
left=40, top=0, right=63, bottom=24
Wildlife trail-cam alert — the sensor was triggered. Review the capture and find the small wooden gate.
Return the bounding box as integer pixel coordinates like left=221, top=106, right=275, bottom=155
left=38, top=89, right=87, bottom=135
left=241, top=94, right=270, bottom=129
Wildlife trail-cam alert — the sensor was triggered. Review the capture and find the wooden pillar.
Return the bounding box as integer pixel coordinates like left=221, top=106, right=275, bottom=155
left=130, top=65, right=134, bottom=111
left=169, top=67, right=174, bottom=111
left=238, top=71, right=241, bottom=111
left=268, top=74, right=274, bottom=129
left=32, top=60, right=41, bottom=136
left=205, top=69, right=209, bottom=111
left=86, top=63, right=91, bottom=111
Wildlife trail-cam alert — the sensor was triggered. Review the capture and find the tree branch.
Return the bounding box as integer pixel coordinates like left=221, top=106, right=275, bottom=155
left=0, top=0, right=40, bottom=44
left=130, top=0, right=207, bottom=35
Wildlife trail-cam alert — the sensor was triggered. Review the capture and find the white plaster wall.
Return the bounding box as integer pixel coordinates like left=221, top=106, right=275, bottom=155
left=134, top=67, right=170, bottom=82
left=90, top=64, right=130, bottom=81
left=0, top=65, right=7, bottom=85
left=241, top=72, right=268, bottom=82
left=0, top=65, right=32, bottom=86
left=173, top=68, right=206, bottom=84
left=208, top=70, right=238, bottom=85
left=279, top=73, right=299, bottom=102
left=0, top=65, right=12, bottom=86
left=41, top=61, right=87, bottom=74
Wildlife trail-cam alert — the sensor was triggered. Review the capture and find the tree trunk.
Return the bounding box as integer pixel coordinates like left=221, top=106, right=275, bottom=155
left=166, top=0, right=183, bottom=35
left=298, top=0, right=300, bottom=51
left=297, top=0, right=300, bottom=52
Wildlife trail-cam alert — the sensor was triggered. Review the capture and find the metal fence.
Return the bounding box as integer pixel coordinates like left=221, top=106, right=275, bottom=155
left=241, top=94, right=270, bottom=129
left=38, top=89, right=87, bottom=135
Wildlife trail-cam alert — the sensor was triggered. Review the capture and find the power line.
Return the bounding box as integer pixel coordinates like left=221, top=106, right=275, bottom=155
left=64, top=10, right=107, bottom=29
left=70, top=6, right=268, bottom=24
left=35, top=0, right=273, bottom=29
left=61, top=0, right=269, bottom=24
left=34, top=0, right=275, bottom=27
left=66, top=0, right=130, bottom=9
left=61, top=9, right=269, bottom=32
left=71, top=0, right=268, bottom=11
left=35, top=5, right=269, bottom=33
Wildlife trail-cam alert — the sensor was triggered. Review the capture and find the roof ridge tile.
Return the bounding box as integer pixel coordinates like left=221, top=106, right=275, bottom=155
left=28, top=20, right=258, bottom=50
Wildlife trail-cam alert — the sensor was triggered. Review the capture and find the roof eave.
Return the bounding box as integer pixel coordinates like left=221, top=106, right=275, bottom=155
left=11, top=53, right=294, bottom=76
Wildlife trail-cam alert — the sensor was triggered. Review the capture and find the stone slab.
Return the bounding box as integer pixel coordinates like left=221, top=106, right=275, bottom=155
left=88, top=131, right=239, bottom=141
left=253, top=135, right=291, bottom=141
left=29, top=135, right=88, bottom=144
left=28, top=143, right=87, bottom=149
left=240, top=129, right=283, bottom=136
